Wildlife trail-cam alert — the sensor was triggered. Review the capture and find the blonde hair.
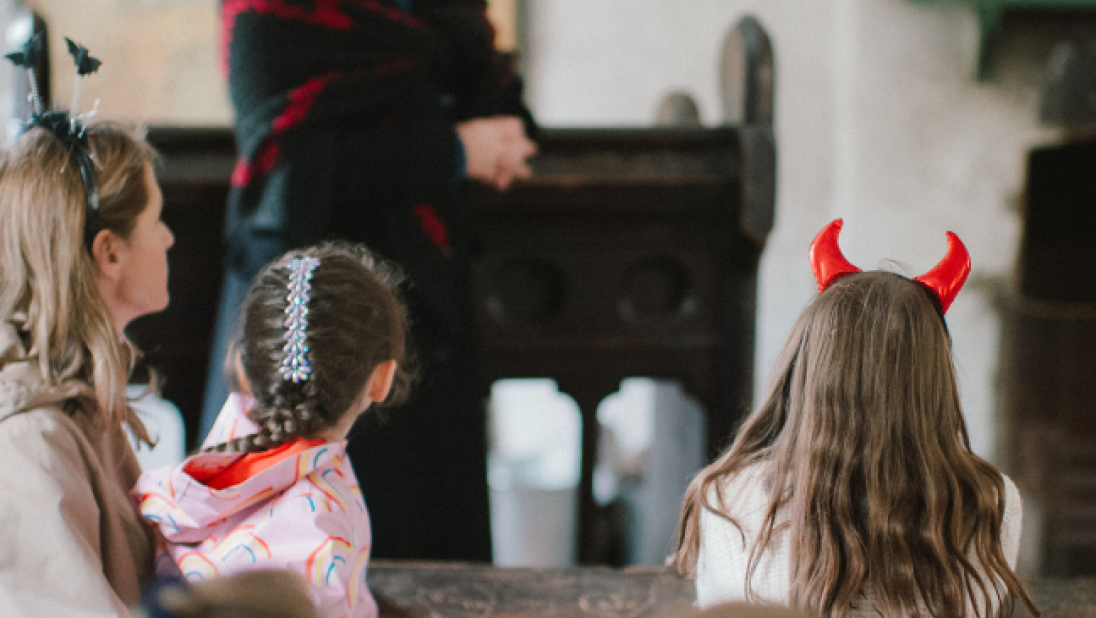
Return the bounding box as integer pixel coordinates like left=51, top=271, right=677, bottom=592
left=674, top=272, right=1037, bottom=618
left=0, top=123, right=157, bottom=440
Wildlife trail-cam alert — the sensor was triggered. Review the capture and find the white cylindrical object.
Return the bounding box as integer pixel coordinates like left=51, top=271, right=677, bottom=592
left=490, top=486, right=577, bottom=567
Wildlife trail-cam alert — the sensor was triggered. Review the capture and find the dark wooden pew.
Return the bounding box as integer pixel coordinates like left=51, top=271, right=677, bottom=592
left=369, top=562, right=694, bottom=618
left=366, top=562, right=1096, bottom=618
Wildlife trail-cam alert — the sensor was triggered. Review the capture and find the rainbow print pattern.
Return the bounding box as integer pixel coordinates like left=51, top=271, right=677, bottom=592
left=307, top=536, right=353, bottom=587
left=136, top=492, right=188, bottom=533
left=133, top=395, right=377, bottom=618
left=178, top=552, right=219, bottom=581
left=215, top=526, right=274, bottom=564
left=347, top=549, right=371, bottom=608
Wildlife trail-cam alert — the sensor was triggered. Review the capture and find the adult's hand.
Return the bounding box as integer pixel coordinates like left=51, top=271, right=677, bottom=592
left=456, top=116, right=537, bottom=191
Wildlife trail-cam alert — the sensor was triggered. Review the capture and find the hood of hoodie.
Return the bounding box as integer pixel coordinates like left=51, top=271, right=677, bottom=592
left=134, top=397, right=348, bottom=545
left=0, top=320, right=95, bottom=423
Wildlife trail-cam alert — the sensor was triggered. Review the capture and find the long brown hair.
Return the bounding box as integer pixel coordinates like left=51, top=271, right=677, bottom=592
left=674, top=271, right=1037, bottom=618
left=207, top=241, right=413, bottom=453
left=0, top=123, right=157, bottom=440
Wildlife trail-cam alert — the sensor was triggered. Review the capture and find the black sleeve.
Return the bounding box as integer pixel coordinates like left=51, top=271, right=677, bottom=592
left=416, top=0, right=538, bottom=139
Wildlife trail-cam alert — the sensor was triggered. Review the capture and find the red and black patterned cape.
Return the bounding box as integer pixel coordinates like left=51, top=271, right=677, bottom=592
left=222, top=0, right=532, bottom=317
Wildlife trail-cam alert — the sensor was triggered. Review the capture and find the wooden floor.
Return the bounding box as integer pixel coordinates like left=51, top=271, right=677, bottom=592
left=367, top=562, right=1096, bottom=618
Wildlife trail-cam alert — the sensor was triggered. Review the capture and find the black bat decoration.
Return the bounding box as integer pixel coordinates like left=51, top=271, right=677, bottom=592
left=65, top=38, right=101, bottom=75
left=5, top=32, right=44, bottom=69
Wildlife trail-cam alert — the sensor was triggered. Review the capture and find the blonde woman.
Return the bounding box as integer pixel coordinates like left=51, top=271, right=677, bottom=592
left=0, top=124, right=174, bottom=617
left=675, top=220, right=1038, bottom=618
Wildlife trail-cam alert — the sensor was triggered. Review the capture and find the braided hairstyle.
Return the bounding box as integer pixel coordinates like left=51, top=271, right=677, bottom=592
left=206, top=241, right=412, bottom=453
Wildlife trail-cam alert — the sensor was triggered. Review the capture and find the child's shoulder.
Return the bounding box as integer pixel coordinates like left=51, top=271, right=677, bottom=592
left=703, top=460, right=773, bottom=517
left=1000, top=472, right=1021, bottom=524
left=1000, top=471, right=1019, bottom=498
left=715, top=460, right=770, bottom=495
left=135, top=439, right=355, bottom=542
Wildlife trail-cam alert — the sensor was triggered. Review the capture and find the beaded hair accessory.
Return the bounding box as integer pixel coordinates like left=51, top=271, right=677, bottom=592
left=5, top=33, right=103, bottom=249
left=280, top=257, right=321, bottom=383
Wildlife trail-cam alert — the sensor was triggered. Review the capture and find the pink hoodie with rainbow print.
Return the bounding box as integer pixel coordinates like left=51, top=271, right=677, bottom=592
left=133, top=394, right=377, bottom=618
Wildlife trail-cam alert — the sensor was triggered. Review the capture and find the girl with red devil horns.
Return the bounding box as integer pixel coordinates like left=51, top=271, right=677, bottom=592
left=673, top=220, right=1038, bottom=618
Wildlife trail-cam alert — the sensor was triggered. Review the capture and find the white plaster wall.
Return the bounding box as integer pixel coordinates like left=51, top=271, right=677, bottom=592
left=0, top=0, right=19, bottom=140
left=26, top=0, right=229, bottom=125
left=525, top=0, right=1059, bottom=463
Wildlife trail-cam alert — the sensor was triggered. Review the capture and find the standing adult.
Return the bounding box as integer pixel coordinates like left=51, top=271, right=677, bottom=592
left=207, top=0, right=537, bottom=560
left=0, top=123, right=175, bottom=616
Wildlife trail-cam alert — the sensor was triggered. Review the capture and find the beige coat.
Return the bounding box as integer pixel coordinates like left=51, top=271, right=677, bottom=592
left=0, top=323, right=153, bottom=617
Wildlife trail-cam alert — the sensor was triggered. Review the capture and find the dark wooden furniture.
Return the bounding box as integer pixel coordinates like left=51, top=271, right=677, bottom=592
left=999, top=137, right=1096, bottom=576
left=128, top=17, right=776, bottom=565
left=366, top=562, right=1096, bottom=618
left=466, top=126, right=771, bottom=562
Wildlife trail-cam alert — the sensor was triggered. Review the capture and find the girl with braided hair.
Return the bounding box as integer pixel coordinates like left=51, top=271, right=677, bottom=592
left=134, top=241, right=411, bottom=618
left=674, top=220, right=1039, bottom=618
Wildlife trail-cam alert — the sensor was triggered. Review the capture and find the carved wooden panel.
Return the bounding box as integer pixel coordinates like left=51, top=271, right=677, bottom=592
left=461, top=128, right=768, bottom=563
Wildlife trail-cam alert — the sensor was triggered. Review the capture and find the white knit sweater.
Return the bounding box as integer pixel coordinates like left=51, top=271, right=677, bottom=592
left=695, top=462, right=1022, bottom=617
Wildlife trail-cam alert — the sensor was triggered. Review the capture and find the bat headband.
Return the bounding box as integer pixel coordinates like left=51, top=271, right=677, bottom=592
left=6, top=34, right=103, bottom=250
left=280, top=257, right=321, bottom=383
left=808, top=218, right=971, bottom=313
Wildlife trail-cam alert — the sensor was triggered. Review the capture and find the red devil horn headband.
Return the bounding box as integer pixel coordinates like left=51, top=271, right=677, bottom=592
left=912, top=232, right=971, bottom=313
left=808, top=219, right=971, bottom=313
left=809, top=219, right=861, bottom=293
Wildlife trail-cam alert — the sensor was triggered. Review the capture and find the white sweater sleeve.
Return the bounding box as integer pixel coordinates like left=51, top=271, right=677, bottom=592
left=1000, top=474, right=1022, bottom=569
left=695, top=464, right=789, bottom=609
left=696, top=501, right=751, bottom=607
